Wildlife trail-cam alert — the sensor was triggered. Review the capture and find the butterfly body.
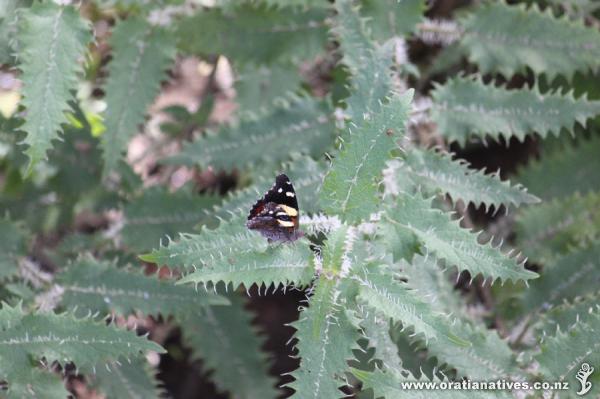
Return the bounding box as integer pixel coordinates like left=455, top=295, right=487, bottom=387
left=246, top=174, right=302, bottom=242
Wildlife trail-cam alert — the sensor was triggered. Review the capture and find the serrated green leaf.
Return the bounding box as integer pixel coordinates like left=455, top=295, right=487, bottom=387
left=358, top=309, right=402, bottom=370
left=180, top=295, right=278, bottom=399
left=321, top=92, right=413, bottom=223
left=384, top=193, right=537, bottom=283
left=515, top=192, right=600, bottom=262
left=361, top=0, right=426, bottom=40
left=101, top=17, right=176, bottom=174
left=55, top=256, right=228, bottom=318
left=355, top=268, right=469, bottom=348
left=536, top=312, right=600, bottom=397
left=537, top=292, right=600, bottom=335
left=0, top=302, right=163, bottom=396
left=333, top=0, right=395, bottom=121
left=142, top=221, right=314, bottom=289
left=288, top=276, right=360, bottom=399
left=430, top=77, right=600, bottom=145
left=520, top=243, right=600, bottom=314
left=18, top=2, right=91, bottom=170
left=176, top=5, right=327, bottom=65
left=399, top=147, right=539, bottom=210
left=353, top=366, right=513, bottom=398
left=122, top=187, right=219, bottom=252
left=517, top=135, right=600, bottom=201
left=167, top=97, right=334, bottom=170
left=459, top=2, right=600, bottom=79
left=91, top=358, right=164, bottom=399
left=0, top=219, right=27, bottom=280
left=0, top=0, right=22, bottom=64
left=236, top=63, right=303, bottom=113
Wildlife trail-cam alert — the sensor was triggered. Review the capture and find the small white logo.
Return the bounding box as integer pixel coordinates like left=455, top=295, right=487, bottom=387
left=576, top=363, right=594, bottom=396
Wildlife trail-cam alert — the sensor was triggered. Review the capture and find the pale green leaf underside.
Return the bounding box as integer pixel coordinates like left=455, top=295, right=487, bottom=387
left=401, top=147, right=539, bottom=210
left=517, top=135, right=600, bottom=201
left=18, top=2, right=91, bottom=170
left=385, top=193, right=537, bottom=283
left=321, top=91, right=413, bottom=223
left=101, top=17, right=176, bottom=174
left=289, top=277, right=359, bottom=399
left=430, top=77, right=600, bottom=145
left=56, top=256, right=228, bottom=318
left=515, top=191, right=600, bottom=262
left=181, top=296, right=278, bottom=399
left=459, top=2, right=600, bottom=79
left=168, top=97, right=334, bottom=170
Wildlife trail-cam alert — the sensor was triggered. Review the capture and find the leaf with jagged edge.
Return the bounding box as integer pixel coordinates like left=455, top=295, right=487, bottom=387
left=17, top=2, right=91, bottom=171
left=519, top=243, right=600, bottom=316
left=286, top=226, right=361, bottom=398
left=398, top=255, right=524, bottom=381
left=321, top=92, right=413, bottom=223
left=361, top=0, right=426, bottom=40
left=6, top=367, right=69, bottom=399
left=536, top=312, right=600, bottom=397
left=101, top=17, right=176, bottom=175
left=55, top=256, right=228, bottom=318
left=180, top=295, right=278, bottom=399
left=352, top=366, right=514, bottom=399
left=176, top=4, right=327, bottom=65
left=384, top=193, right=537, bottom=283
left=355, top=268, right=470, bottom=349
left=517, top=135, right=600, bottom=201
left=515, top=192, right=600, bottom=262
left=430, top=77, right=600, bottom=145
left=235, top=63, right=303, bottom=114
left=545, top=0, right=600, bottom=16
left=91, top=357, right=164, bottom=399
left=0, top=302, right=164, bottom=397
left=332, top=0, right=395, bottom=121
left=0, top=0, right=22, bottom=64
left=209, top=156, right=326, bottom=223
left=458, top=1, right=600, bottom=80
left=122, top=187, right=220, bottom=252
left=355, top=305, right=403, bottom=370
left=166, top=96, right=334, bottom=170
left=141, top=221, right=315, bottom=290
left=537, top=292, right=600, bottom=336
left=0, top=218, right=27, bottom=280
left=399, top=147, right=539, bottom=211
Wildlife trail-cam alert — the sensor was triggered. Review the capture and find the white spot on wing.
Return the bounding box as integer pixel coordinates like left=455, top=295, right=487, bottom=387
left=278, top=188, right=283, bottom=193
left=286, top=192, right=295, bottom=197
left=286, top=181, right=292, bottom=185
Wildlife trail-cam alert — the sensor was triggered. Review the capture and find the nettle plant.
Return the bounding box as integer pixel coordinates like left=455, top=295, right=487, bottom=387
left=1, top=0, right=600, bottom=398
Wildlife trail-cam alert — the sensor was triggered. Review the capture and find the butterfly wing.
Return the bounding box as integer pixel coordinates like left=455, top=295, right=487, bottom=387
left=247, top=174, right=299, bottom=220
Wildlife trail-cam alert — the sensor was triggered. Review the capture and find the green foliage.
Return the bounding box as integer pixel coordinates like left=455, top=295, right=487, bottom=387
left=430, top=77, right=600, bottom=144
left=180, top=296, right=278, bottom=399
left=517, top=134, right=600, bottom=200
left=459, top=1, right=600, bottom=79
left=176, top=4, right=328, bottom=65
left=321, top=92, right=413, bottom=223
left=384, top=193, right=537, bottom=283
left=0, top=302, right=163, bottom=397
left=17, top=2, right=91, bottom=171
left=168, top=97, right=335, bottom=171
left=0, top=219, right=27, bottom=280
left=515, top=192, right=600, bottom=262
left=91, top=358, right=164, bottom=399
left=122, top=187, right=219, bottom=252
left=399, top=147, right=539, bottom=210
left=0, top=0, right=22, bottom=64
left=360, top=0, right=426, bottom=40
left=55, top=256, right=228, bottom=318
left=101, top=17, right=176, bottom=175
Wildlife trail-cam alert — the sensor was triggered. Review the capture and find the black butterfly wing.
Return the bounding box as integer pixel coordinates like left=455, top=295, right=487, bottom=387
left=247, top=174, right=298, bottom=220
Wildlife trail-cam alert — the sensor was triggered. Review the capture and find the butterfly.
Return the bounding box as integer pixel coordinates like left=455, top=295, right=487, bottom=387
left=246, top=174, right=303, bottom=242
